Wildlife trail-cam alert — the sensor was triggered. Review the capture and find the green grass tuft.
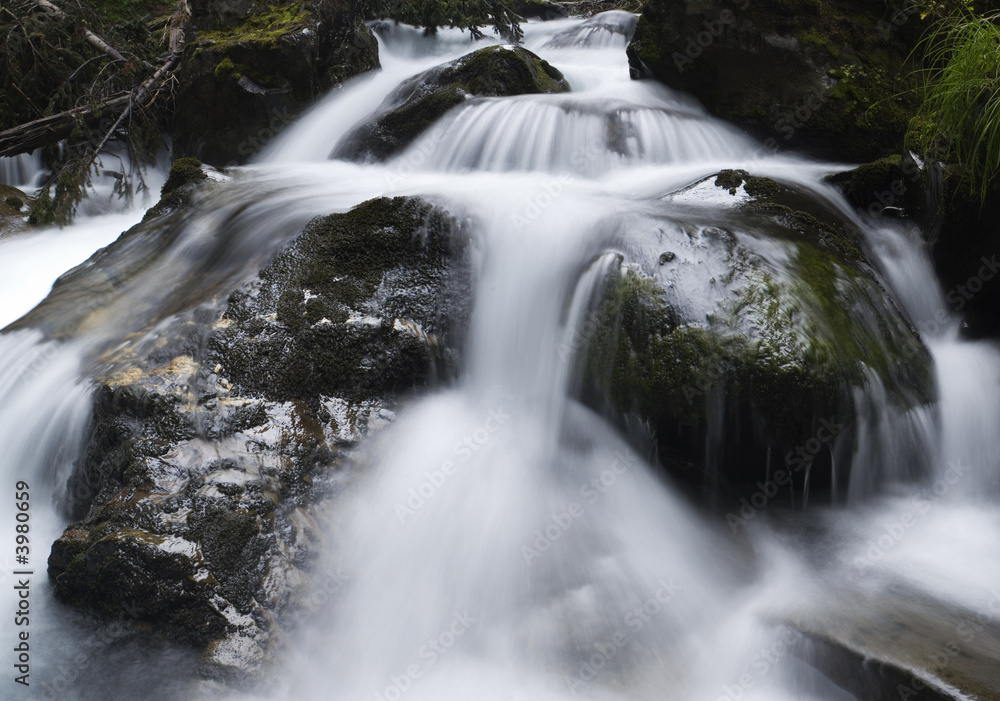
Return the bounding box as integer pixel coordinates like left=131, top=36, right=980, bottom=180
left=912, top=8, right=1000, bottom=203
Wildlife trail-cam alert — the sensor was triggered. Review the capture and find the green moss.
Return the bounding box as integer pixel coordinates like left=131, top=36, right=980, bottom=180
left=162, top=157, right=207, bottom=193
left=713, top=171, right=783, bottom=199
left=583, top=267, right=840, bottom=452
left=144, top=158, right=208, bottom=221
left=198, top=3, right=310, bottom=46
left=217, top=197, right=462, bottom=403
left=337, top=45, right=568, bottom=161
left=715, top=169, right=749, bottom=195
left=448, top=45, right=569, bottom=95
left=799, top=26, right=839, bottom=58
left=744, top=176, right=783, bottom=199
left=214, top=57, right=238, bottom=81
left=628, top=0, right=923, bottom=161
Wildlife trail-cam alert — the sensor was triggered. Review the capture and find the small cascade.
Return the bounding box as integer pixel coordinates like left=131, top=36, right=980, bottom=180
left=0, top=150, right=45, bottom=190
left=400, top=89, right=752, bottom=175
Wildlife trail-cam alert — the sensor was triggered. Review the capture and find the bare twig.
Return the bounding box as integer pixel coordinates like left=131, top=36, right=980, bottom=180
left=0, top=0, right=189, bottom=158
left=32, top=0, right=126, bottom=61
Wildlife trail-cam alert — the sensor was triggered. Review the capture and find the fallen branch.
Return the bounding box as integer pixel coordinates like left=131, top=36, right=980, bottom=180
left=0, top=93, right=131, bottom=157
left=89, top=7, right=188, bottom=158
left=33, top=0, right=126, bottom=62
left=0, top=0, right=189, bottom=158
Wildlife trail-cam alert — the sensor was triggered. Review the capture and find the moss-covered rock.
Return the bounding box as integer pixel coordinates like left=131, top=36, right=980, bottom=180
left=334, top=44, right=570, bottom=162
left=215, top=197, right=471, bottom=401
left=46, top=195, right=472, bottom=680
left=825, top=154, right=926, bottom=220
left=582, top=171, right=933, bottom=491
left=626, top=0, right=925, bottom=161
left=143, top=157, right=211, bottom=221
left=173, top=0, right=379, bottom=166
left=0, top=184, right=30, bottom=237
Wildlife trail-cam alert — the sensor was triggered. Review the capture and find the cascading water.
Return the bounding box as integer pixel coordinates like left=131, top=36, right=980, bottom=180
left=0, top=150, right=44, bottom=190
left=2, top=10, right=999, bottom=701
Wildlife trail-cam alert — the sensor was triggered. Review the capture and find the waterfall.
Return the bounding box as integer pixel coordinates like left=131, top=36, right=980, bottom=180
left=0, top=151, right=44, bottom=190
left=1, top=10, right=999, bottom=701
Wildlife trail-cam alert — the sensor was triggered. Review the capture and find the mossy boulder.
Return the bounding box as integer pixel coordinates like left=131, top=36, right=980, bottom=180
left=626, top=0, right=924, bottom=161
left=582, top=171, right=933, bottom=492
left=173, top=0, right=379, bottom=166
left=0, top=184, right=30, bottom=237
left=825, top=154, right=927, bottom=220
left=47, top=195, right=471, bottom=679
left=215, top=197, right=471, bottom=401
left=143, top=157, right=212, bottom=221
left=334, top=44, right=570, bottom=162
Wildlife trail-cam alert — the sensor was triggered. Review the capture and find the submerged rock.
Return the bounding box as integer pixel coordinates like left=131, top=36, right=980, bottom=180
left=173, top=0, right=380, bottom=166
left=582, top=171, right=933, bottom=492
left=47, top=196, right=471, bottom=679
left=626, top=0, right=922, bottom=161
left=333, top=44, right=570, bottom=162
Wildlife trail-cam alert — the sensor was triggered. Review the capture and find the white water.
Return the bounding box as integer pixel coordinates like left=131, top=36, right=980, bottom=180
left=1, top=11, right=999, bottom=701
left=0, top=151, right=45, bottom=190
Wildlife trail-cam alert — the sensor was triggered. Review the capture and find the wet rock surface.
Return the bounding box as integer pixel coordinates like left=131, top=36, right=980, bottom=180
left=174, top=0, right=380, bottom=166
left=582, top=171, right=933, bottom=491
left=626, top=0, right=922, bottom=161
left=46, top=195, right=472, bottom=679
left=333, top=44, right=570, bottom=162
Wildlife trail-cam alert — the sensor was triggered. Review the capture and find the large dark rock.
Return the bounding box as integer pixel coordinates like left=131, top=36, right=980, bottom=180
left=927, top=170, right=1000, bottom=338
left=626, top=0, right=924, bottom=161
left=582, top=170, right=934, bottom=494
left=173, top=0, right=379, bottom=166
left=47, top=196, right=472, bottom=679
left=333, top=44, right=570, bottom=162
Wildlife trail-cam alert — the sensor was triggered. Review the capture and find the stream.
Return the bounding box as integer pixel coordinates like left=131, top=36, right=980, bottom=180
left=1, top=11, right=998, bottom=701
